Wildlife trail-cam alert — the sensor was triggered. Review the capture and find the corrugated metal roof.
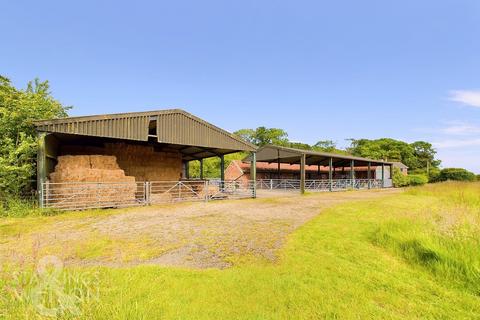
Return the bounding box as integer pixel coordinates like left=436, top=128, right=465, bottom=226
left=34, top=109, right=257, bottom=151
left=245, top=145, right=393, bottom=166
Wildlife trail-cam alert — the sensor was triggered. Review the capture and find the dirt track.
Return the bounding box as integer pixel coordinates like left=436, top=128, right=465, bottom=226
left=0, top=189, right=400, bottom=269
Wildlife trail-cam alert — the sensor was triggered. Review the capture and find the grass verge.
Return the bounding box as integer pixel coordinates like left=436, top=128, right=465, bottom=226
left=1, top=182, right=479, bottom=319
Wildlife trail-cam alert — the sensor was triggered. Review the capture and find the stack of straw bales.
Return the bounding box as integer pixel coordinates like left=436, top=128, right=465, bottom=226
left=103, top=143, right=182, bottom=181
left=48, top=155, right=137, bottom=208
left=59, top=142, right=183, bottom=182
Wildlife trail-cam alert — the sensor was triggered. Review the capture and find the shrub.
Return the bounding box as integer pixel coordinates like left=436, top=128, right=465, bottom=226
left=427, top=167, right=441, bottom=182
left=0, top=196, right=58, bottom=217
left=408, top=174, right=428, bottom=186
left=438, top=168, right=476, bottom=182
left=393, top=168, right=409, bottom=187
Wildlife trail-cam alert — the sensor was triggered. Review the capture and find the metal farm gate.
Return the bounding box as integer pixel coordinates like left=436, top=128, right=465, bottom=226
left=41, top=180, right=256, bottom=211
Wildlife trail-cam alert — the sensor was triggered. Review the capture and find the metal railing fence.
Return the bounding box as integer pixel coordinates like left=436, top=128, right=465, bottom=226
left=257, top=178, right=389, bottom=192
left=42, top=180, right=256, bottom=210
left=42, top=178, right=391, bottom=210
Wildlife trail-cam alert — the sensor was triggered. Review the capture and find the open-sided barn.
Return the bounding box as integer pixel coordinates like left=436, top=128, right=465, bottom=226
left=34, top=109, right=257, bottom=209
left=242, top=145, right=395, bottom=193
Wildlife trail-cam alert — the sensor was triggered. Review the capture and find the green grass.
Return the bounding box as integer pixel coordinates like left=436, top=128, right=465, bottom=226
left=0, top=197, right=59, bottom=218
left=1, top=182, right=480, bottom=319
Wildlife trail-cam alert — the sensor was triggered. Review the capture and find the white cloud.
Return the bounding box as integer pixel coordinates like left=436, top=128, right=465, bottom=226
left=442, top=123, right=480, bottom=135
left=433, top=138, right=480, bottom=149
left=449, top=90, right=480, bottom=108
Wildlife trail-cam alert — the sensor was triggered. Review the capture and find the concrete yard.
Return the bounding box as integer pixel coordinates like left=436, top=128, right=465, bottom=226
left=0, top=189, right=400, bottom=269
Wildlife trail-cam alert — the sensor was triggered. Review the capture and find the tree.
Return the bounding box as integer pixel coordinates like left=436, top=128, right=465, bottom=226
left=188, top=152, right=246, bottom=179
left=313, top=140, right=337, bottom=152
left=312, top=140, right=348, bottom=154
left=438, top=168, right=476, bottom=182
left=233, top=129, right=256, bottom=145
left=0, top=76, right=70, bottom=196
left=347, top=138, right=439, bottom=171
left=410, top=141, right=441, bottom=170
left=287, top=142, right=312, bottom=150
left=234, top=127, right=289, bottom=147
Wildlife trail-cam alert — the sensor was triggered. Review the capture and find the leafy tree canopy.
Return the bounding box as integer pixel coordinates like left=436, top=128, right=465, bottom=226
left=234, top=128, right=346, bottom=153
left=312, top=140, right=348, bottom=155
left=438, top=168, right=476, bottom=182
left=234, top=127, right=289, bottom=147
left=347, top=138, right=440, bottom=171
left=0, top=76, right=70, bottom=196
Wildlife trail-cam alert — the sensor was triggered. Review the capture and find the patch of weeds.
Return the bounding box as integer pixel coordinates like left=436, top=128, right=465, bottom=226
left=73, top=234, right=175, bottom=263
left=0, top=259, right=99, bottom=318
left=0, top=197, right=59, bottom=218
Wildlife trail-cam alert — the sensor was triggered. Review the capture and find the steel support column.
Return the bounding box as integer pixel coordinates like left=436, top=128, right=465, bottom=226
left=220, top=155, right=225, bottom=189
left=277, top=149, right=281, bottom=179
left=200, top=159, right=204, bottom=179
left=37, top=132, right=47, bottom=208
left=381, top=163, right=385, bottom=188
left=300, top=153, right=306, bottom=194
left=350, top=160, right=355, bottom=188
left=251, top=152, right=257, bottom=198
left=367, top=162, right=371, bottom=189
left=328, top=157, right=333, bottom=192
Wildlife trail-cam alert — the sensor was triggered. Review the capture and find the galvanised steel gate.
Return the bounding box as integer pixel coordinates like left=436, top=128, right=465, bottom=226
left=42, top=180, right=256, bottom=211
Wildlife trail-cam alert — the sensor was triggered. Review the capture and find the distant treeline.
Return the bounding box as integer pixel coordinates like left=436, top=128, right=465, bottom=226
left=231, top=127, right=480, bottom=184
left=234, top=127, right=439, bottom=170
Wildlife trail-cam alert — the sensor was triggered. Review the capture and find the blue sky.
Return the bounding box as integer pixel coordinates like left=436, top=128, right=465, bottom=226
left=2, top=0, right=480, bottom=172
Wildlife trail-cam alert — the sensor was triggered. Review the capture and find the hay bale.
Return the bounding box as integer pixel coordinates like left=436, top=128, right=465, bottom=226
left=90, top=155, right=120, bottom=170
left=47, top=155, right=138, bottom=209
left=55, top=155, right=91, bottom=170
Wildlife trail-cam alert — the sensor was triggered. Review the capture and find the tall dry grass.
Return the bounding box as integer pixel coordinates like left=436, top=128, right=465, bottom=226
left=372, top=181, right=480, bottom=295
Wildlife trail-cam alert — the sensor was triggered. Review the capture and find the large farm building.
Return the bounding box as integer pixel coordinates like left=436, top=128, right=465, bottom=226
left=35, top=109, right=396, bottom=210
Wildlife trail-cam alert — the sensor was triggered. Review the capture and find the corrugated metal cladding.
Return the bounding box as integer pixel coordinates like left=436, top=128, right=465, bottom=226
left=156, top=112, right=252, bottom=150
left=35, top=115, right=150, bottom=141
left=34, top=109, right=256, bottom=151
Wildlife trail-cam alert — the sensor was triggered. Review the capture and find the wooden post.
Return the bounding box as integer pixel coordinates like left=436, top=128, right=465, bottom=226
left=300, top=154, right=306, bottom=194
left=251, top=152, right=257, bottom=198
left=329, top=157, right=333, bottom=192
left=37, top=132, right=47, bottom=208
left=200, top=159, right=204, bottom=180
left=367, top=162, right=371, bottom=189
